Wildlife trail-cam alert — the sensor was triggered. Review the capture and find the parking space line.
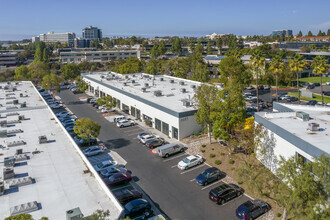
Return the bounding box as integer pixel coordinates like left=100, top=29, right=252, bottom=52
left=180, top=164, right=205, bottom=174
left=123, top=128, right=142, bottom=133
left=201, top=180, right=221, bottom=190
left=190, top=178, right=195, bottom=182
left=171, top=165, right=177, bottom=168
left=221, top=179, right=255, bottom=200
left=163, top=153, right=187, bottom=162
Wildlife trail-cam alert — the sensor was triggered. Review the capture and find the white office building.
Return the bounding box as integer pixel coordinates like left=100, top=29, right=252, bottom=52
left=0, top=81, right=121, bottom=219
left=82, top=26, right=102, bottom=41
left=83, top=72, right=203, bottom=140
left=60, top=50, right=140, bottom=64
left=255, top=102, right=330, bottom=173
left=32, top=32, right=76, bottom=46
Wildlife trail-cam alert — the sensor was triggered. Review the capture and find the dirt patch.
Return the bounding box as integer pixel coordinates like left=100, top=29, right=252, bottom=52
left=182, top=136, right=284, bottom=219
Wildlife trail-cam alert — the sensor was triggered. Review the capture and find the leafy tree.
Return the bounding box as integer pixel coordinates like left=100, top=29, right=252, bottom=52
left=207, top=42, right=212, bottom=55
left=300, top=46, right=311, bottom=53
left=171, top=37, right=182, bottom=55
left=150, top=43, right=159, bottom=59
left=327, top=29, right=330, bottom=36
left=317, top=30, right=324, bottom=36
left=217, top=37, right=223, bottom=54
left=41, top=73, right=63, bottom=100
left=193, top=84, right=219, bottom=143
left=250, top=49, right=266, bottom=111
left=96, top=96, right=116, bottom=109
left=86, top=209, right=110, bottom=220
left=191, top=62, right=209, bottom=82
left=28, top=61, right=50, bottom=84
left=189, top=41, right=195, bottom=53
left=212, top=56, right=250, bottom=141
left=269, top=56, right=285, bottom=102
left=307, top=31, right=313, bottom=36
left=5, top=214, right=49, bottom=220
left=90, top=39, right=102, bottom=49
left=61, top=63, right=80, bottom=80
left=42, top=47, right=49, bottom=62
left=34, top=41, right=46, bottom=62
left=276, top=155, right=330, bottom=219
left=158, top=41, right=166, bottom=55
left=312, top=56, right=330, bottom=105
left=76, top=76, right=89, bottom=92
left=14, top=65, right=29, bottom=81
left=73, top=117, right=101, bottom=144
left=289, top=54, right=308, bottom=104
left=297, top=30, right=303, bottom=37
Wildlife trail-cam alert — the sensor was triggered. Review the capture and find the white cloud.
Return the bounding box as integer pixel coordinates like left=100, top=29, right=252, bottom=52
left=310, top=21, right=330, bottom=30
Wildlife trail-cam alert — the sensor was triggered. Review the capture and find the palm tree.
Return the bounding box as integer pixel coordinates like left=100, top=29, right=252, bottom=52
left=250, top=50, right=266, bottom=111
left=289, top=54, right=308, bottom=104
left=312, top=56, right=330, bottom=105
left=269, top=56, right=285, bottom=102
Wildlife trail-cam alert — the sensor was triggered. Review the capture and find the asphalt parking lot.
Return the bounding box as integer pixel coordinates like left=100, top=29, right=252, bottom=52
left=57, top=89, right=252, bottom=220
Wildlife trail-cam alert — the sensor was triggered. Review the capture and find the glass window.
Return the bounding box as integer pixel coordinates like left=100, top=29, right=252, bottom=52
left=155, top=118, right=161, bottom=131
left=172, top=126, right=178, bottom=139
left=162, top=122, right=169, bottom=136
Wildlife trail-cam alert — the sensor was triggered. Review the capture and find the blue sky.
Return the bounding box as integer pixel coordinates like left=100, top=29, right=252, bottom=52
left=0, top=0, right=330, bottom=40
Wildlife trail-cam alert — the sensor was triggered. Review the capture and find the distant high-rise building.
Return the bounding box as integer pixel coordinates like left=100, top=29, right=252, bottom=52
left=82, top=26, right=102, bottom=41
left=74, top=37, right=90, bottom=48
left=32, top=32, right=76, bottom=47
left=272, top=30, right=293, bottom=37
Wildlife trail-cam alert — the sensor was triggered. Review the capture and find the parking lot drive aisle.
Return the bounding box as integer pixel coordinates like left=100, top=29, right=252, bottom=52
left=59, top=89, right=251, bottom=220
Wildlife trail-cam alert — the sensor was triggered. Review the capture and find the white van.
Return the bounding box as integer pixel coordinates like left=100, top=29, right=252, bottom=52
left=113, top=115, right=126, bottom=123
left=157, top=143, right=185, bottom=158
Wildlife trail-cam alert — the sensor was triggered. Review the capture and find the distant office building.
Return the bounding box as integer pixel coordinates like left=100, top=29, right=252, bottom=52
left=206, top=33, right=225, bottom=40
left=32, top=32, right=76, bottom=47
left=279, top=41, right=330, bottom=49
left=82, top=26, right=102, bottom=41
left=0, top=51, right=18, bottom=67
left=74, top=37, right=90, bottom=48
left=60, top=50, right=140, bottom=64
left=272, top=30, right=293, bottom=36
left=294, top=36, right=330, bottom=42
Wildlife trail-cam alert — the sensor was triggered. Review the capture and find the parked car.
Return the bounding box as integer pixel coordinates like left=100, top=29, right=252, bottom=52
left=117, top=119, right=135, bottom=128
left=140, top=134, right=158, bottom=144
left=49, top=103, right=63, bottom=109
left=73, top=136, right=97, bottom=146
left=137, top=132, right=151, bottom=141
left=103, top=172, right=132, bottom=186
left=286, top=96, right=298, bottom=102
left=178, top=155, right=203, bottom=170
left=245, top=86, right=254, bottom=90
left=82, top=145, right=105, bottom=157
left=114, top=189, right=143, bottom=205
left=92, top=103, right=100, bottom=108
left=257, top=85, right=264, bottom=90
left=99, top=166, right=127, bottom=178
left=157, top=143, right=185, bottom=158
left=56, top=111, right=71, bottom=117
left=306, top=100, right=318, bottom=105
left=279, top=94, right=291, bottom=100
left=65, top=126, right=74, bottom=132
left=94, top=160, right=118, bottom=172
left=264, top=85, right=271, bottom=90
left=307, top=84, right=315, bottom=89
left=322, top=91, right=330, bottom=96
left=113, top=115, right=126, bottom=123
left=209, top=183, right=244, bottom=205
left=195, top=167, right=224, bottom=186
left=326, top=82, right=330, bottom=86
left=312, top=82, right=320, bottom=87
left=236, top=199, right=270, bottom=220
left=123, top=199, right=153, bottom=219
left=145, top=138, right=165, bottom=148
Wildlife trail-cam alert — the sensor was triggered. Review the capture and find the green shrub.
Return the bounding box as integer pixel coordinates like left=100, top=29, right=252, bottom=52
left=210, top=153, right=216, bottom=158
left=276, top=213, right=282, bottom=218
left=220, top=152, right=225, bottom=156
left=237, top=180, right=243, bottom=185
left=201, top=149, right=205, bottom=153
left=214, top=160, right=222, bottom=165
left=201, top=144, right=206, bottom=148
left=194, top=131, right=200, bottom=136
left=229, top=159, right=235, bottom=164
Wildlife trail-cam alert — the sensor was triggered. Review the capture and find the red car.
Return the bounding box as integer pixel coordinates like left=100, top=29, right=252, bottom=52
left=103, top=172, right=132, bottom=186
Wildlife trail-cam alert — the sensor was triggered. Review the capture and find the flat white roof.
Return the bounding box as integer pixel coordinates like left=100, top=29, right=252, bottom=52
left=0, top=82, right=120, bottom=219
left=257, top=103, right=330, bottom=156
left=84, top=72, right=202, bottom=114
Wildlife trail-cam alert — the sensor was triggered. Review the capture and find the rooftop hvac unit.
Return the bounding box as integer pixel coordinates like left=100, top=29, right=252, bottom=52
left=154, top=90, right=162, bottom=97
left=144, top=83, right=149, bottom=87
left=101, top=75, right=104, bottom=78
left=191, top=85, right=196, bottom=89
left=308, top=123, right=319, bottom=131
left=66, top=207, right=84, bottom=220
left=3, top=167, right=15, bottom=180
left=141, top=88, right=147, bottom=92
left=18, top=115, right=25, bottom=120
left=0, top=121, right=7, bottom=128
left=296, top=111, right=309, bottom=121
left=179, top=81, right=184, bottom=86
left=16, top=149, right=23, bottom=155
left=133, top=74, right=136, bottom=77
left=170, top=79, right=174, bottom=83
left=4, top=86, right=9, bottom=90
left=21, top=103, right=26, bottom=108
left=183, top=101, right=190, bottom=107
left=13, top=100, right=19, bottom=104
left=132, top=80, right=135, bottom=83
left=160, top=78, right=164, bottom=81
left=123, top=82, right=127, bottom=86
left=39, top=135, right=48, bottom=144
left=4, top=156, right=15, bottom=167
left=15, top=154, right=28, bottom=162
left=7, top=82, right=11, bottom=85
left=0, top=130, right=7, bottom=138
left=0, top=181, right=4, bottom=196
left=180, top=88, right=186, bottom=93
left=10, top=201, right=39, bottom=216
left=5, top=176, right=33, bottom=188
left=6, top=112, right=19, bottom=116
left=15, top=82, right=19, bottom=85
left=7, top=140, right=25, bottom=147
left=13, top=87, right=17, bottom=91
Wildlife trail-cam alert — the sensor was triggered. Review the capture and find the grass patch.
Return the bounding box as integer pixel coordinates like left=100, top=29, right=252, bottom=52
left=201, top=144, right=206, bottom=148
left=210, top=153, right=216, bottom=158
left=229, top=159, right=235, bottom=164
left=288, top=92, right=330, bottom=103
left=201, top=149, right=205, bottom=153
left=220, top=152, right=225, bottom=156
left=214, top=160, right=222, bottom=165
left=299, top=77, right=322, bottom=84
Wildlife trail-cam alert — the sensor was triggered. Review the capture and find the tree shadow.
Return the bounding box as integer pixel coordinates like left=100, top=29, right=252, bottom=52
left=260, top=129, right=278, bottom=173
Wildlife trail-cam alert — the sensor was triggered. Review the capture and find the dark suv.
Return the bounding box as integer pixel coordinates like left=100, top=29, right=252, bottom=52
left=145, top=138, right=165, bottom=148
left=236, top=199, right=270, bottom=219
left=209, top=183, right=244, bottom=205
